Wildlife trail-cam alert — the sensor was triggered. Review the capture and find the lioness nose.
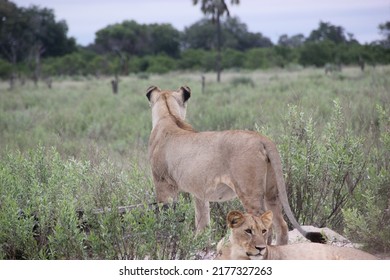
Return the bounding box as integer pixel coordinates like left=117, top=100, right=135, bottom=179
left=255, top=246, right=266, bottom=251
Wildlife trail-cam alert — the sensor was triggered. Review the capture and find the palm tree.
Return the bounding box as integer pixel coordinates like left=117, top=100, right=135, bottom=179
left=193, top=0, right=239, bottom=82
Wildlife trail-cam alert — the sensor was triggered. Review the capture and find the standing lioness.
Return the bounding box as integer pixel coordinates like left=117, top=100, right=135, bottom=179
left=146, top=86, right=324, bottom=244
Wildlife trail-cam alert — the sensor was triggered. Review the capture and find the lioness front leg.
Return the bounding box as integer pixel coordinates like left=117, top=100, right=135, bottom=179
left=194, top=197, right=210, bottom=232
left=154, top=178, right=178, bottom=204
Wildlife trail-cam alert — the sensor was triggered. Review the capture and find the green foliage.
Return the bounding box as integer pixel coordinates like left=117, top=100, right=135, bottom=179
left=179, top=49, right=210, bottom=70
left=145, top=54, right=177, bottom=74
left=307, top=21, right=353, bottom=44
left=222, top=48, right=245, bottom=69
left=299, top=41, right=336, bottom=67
left=378, top=21, right=390, bottom=48
left=182, top=16, right=272, bottom=51
left=343, top=105, right=390, bottom=251
left=277, top=101, right=367, bottom=230
left=0, top=1, right=76, bottom=64
left=2, top=1, right=390, bottom=79
left=230, top=76, right=254, bottom=87
left=243, top=48, right=269, bottom=69
left=0, top=147, right=213, bottom=259
left=94, top=20, right=180, bottom=57
left=0, top=58, right=12, bottom=78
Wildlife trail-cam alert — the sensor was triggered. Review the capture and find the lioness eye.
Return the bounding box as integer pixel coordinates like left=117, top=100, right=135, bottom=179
left=245, top=229, right=252, bottom=234
left=262, top=229, right=267, bottom=234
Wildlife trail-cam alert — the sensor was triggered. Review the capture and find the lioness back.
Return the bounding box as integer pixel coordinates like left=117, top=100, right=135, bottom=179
left=265, top=243, right=378, bottom=260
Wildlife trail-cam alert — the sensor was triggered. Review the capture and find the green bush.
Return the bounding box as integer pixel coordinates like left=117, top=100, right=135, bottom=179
left=222, top=49, right=245, bottom=69
left=299, top=41, right=336, bottom=67
left=178, top=49, right=208, bottom=70
left=230, top=76, right=255, bottom=87
left=343, top=105, right=390, bottom=251
left=243, top=48, right=268, bottom=69
left=275, top=101, right=367, bottom=230
left=146, top=54, right=177, bottom=74
left=0, top=147, right=213, bottom=259
left=0, top=59, right=12, bottom=79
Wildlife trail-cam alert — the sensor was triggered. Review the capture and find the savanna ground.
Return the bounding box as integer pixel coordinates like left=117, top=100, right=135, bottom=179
left=0, top=66, right=389, bottom=259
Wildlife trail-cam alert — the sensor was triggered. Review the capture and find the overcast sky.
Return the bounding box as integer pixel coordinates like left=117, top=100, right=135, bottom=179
left=15, top=0, right=390, bottom=46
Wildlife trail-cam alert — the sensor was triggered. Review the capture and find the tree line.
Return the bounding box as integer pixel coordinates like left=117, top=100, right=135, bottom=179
left=1, top=0, right=390, bottom=82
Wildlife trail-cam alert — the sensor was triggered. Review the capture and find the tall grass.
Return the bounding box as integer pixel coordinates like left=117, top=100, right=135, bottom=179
left=0, top=66, right=389, bottom=258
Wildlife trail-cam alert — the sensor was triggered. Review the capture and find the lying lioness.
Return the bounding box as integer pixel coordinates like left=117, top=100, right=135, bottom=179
left=215, top=210, right=377, bottom=260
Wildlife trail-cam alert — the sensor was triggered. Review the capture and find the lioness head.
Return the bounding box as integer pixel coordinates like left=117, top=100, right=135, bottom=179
left=146, top=86, right=191, bottom=125
left=227, top=210, right=273, bottom=259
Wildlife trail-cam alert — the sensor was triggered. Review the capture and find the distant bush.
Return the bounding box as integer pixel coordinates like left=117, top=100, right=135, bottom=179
left=0, top=59, right=12, bottom=79
left=222, top=49, right=245, bottom=69
left=299, top=41, right=336, bottom=67
left=243, top=48, right=269, bottom=69
left=230, top=76, right=255, bottom=87
left=145, top=54, right=177, bottom=74
left=178, top=49, right=209, bottom=70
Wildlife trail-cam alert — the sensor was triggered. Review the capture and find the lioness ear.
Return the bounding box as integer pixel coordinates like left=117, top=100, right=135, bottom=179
left=227, top=210, right=245, bottom=228
left=146, top=85, right=160, bottom=101
left=180, top=85, right=191, bottom=103
left=260, top=210, right=273, bottom=230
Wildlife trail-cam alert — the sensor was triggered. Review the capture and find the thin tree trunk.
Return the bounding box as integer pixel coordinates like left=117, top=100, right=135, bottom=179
left=216, top=12, right=222, bottom=83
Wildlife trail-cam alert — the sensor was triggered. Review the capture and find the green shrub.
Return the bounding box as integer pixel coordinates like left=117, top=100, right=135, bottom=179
left=0, top=147, right=213, bottom=259
left=178, top=49, right=208, bottom=70
left=243, top=48, right=268, bottom=69
left=275, top=101, right=367, bottom=230
left=146, top=55, right=177, bottom=74
left=222, top=49, right=245, bottom=69
left=0, top=59, right=12, bottom=79
left=230, top=76, right=255, bottom=87
left=343, top=105, right=390, bottom=251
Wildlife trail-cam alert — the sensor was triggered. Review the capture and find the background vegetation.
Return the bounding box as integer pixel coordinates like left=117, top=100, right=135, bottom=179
left=1, top=66, right=389, bottom=259
left=1, top=0, right=390, bottom=82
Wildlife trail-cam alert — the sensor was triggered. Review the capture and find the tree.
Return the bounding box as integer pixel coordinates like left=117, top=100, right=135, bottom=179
left=182, top=16, right=272, bottom=51
left=182, top=18, right=218, bottom=50
left=307, top=21, right=350, bottom=44
left=0, top=1, right=76, bottom=85
left=193, top=0, right=239, bottom=82
left=278, top=34, right=305, bottom=48
left=378, top=21, right=390, bottom=48
left=0, top=1, right=31, bottom=68
left=22, top=5, right=76, bottom=84
left=299, top=41, right=336, bottom=67
left=93, top=20, right=180, bottom=75
left=223, top=16, right=272, bottom=50
left=94, top=20, right=180, bottom=57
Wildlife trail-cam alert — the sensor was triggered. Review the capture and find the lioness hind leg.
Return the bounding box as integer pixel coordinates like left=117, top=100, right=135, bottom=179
left=194, top=197, right=210, bottom=232
left=265, top=198, right=288, bottom=245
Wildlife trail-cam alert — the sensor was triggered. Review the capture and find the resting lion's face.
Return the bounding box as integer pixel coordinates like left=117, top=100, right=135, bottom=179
left=227, top=210, right=273, bottom=259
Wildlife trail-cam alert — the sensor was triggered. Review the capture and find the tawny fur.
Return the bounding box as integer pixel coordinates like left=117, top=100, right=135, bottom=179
left=146, top=85, right=324, bottom=244
left=215, top=210, right=377, bottom=260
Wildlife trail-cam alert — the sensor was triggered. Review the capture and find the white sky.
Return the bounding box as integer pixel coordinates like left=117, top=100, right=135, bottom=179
left=14, top=0, right=390, bottom=46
